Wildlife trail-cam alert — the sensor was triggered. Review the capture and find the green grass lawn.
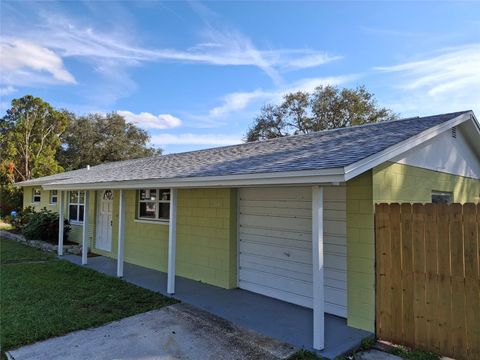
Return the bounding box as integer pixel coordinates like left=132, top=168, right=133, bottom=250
left=0, top=237, right=177, bottom=354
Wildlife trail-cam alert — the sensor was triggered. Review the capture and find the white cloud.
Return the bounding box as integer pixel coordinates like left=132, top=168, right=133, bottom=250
left=209, top=89, right=270, bottom=118
left=117, top=110, right=182, bottom=129
left=207, top=74, right=358, bottom=119
left=0, top=86, right=17, bottom=96
left=150, top=133, right=242, bottom=146
left=0, top=39, right=76, bottom=85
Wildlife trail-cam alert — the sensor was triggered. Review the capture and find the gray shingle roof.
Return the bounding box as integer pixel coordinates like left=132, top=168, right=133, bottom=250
left=18, top=110, right=471, bottom=187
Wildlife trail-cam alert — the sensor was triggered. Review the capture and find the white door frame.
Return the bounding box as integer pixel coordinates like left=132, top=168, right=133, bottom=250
left=95, top=189, right=113, bottom=252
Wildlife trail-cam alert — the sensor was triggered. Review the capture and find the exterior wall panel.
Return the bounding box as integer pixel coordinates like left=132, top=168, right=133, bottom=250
left=373, top=162, right=480, bottom=203
left=346, top=171, right=375, bottom=332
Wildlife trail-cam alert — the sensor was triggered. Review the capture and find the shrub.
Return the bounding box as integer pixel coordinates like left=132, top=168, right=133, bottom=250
left=19, top=207, right=71, bottom=243
left=12, top=206, right=35, bottom=229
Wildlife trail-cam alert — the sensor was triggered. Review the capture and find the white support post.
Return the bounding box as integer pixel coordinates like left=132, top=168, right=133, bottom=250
left=58, top=191, right=65, bottom=256
left=117, top=190, right=126, bottom=277
left=82, top=190, right=90, bottom=265
left=167, top=188, right=177, bottom=294
left=312, top=186, right=325, bottom=350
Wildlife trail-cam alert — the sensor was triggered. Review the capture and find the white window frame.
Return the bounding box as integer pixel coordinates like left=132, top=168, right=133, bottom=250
left=50, top=190, right=58, bottom=205
left=68, top=190, right=85, bottom=224
left=32, top=188, right=41, bottom=203
left=137, top=189, right=170, bottom=222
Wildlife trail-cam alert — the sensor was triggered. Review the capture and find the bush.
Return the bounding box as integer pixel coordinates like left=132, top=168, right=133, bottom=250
left=12, top=206, right=35, bottom=229
left=19, top=207, right=71, bottom=243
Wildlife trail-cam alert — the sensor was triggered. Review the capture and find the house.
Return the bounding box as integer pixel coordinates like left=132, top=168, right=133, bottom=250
left=17, top=110, right=480, bottom=351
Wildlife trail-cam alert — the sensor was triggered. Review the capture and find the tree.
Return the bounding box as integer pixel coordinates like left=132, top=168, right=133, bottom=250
left=0, top=95, right=70, bottom=182
left=245, top=85, right=397, bottom=142
left=57, top=112, right=162, bottom=171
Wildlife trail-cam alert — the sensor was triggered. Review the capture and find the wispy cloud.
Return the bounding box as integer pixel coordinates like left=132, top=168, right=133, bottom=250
left=150, top=133, right=242, bottom=147
left=206, top=74, right=358, bottom=120
left=118, top=110, right=182, bottom=129
left=282, top=52, right=343, bottom=70
left=0, top=38, right=76, bottom=86
left=375, top=44, right=480, bottom=96
left=0, top=86, right=18, bottom=96
left=0, top=5, right=340, bottom=94
left=375, top=44, right=480, bottom=115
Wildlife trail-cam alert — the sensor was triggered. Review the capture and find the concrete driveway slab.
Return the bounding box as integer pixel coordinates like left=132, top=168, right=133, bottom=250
left=7, top=303, right=298, bottom=360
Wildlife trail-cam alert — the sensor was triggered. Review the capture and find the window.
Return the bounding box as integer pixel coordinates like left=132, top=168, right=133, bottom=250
left=137, top=189, right=170, bottom=221
left=69, top=191, right=85, bottom=223
left=432, top=191, right=453, bottom=204
left=50, top=190, right=58, bottom=204
left=32, top=188, right=41, bottom=203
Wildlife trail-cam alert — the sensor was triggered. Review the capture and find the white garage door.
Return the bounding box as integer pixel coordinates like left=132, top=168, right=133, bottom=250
left=238, top=186, right=347, bottom=317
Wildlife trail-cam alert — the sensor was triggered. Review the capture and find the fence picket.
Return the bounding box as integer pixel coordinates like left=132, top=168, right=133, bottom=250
left=464, top=204, right=479, bottom=359
left=412, top=204, right=427, bottom=349
left=390, top=203, right=403, bottom=344
left=375, top=203, right=391, bottom=340
left=401, top=203, right=415, bottom=347
left=436, top=204, right=452, bottom=357
left=424, top=204, right=439, bottom=352
left=450, top=204, right=467, bottom=359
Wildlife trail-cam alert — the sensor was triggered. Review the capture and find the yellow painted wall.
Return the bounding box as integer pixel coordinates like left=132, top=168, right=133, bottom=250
left=373, top=162, right=480, bottom=203
left=346, top=171, right=375, bottom=332
left=22, top=186, right=59, bottom=212
left=176, top=188, right=237, bottom=289
left=91, top=188, right=238, bottom=289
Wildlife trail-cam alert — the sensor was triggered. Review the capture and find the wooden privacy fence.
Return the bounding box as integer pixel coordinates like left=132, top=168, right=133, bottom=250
left=375, top=203, right=480, bottom=360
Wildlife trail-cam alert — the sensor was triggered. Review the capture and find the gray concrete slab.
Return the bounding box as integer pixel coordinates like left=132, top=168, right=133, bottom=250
left=63, top=255, right=372, bottom=359
left=8, top=303, right=298, bottom=360
left=355, top=349, right=402, bottom=360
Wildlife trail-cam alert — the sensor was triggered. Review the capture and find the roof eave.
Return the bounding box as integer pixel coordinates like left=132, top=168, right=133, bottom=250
left=41, top=168, right=346, bottom=190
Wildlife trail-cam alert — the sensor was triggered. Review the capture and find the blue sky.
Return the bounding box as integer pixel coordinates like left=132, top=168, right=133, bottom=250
left=1, top=1, right=479, bottom=153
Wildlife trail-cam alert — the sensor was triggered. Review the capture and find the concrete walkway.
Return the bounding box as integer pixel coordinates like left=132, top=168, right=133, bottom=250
left=63, top=255, right=372, bottom=359
left=8, top=303, right=298, bottom=360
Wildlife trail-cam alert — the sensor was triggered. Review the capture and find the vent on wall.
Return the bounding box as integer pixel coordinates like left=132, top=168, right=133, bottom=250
left=452, top=127, right=457, bottom=139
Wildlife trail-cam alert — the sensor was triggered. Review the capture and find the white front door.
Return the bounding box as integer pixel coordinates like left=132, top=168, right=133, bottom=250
left=95, top=190, right=113, bottom=252
left=238, top=186, right=348, bottom=318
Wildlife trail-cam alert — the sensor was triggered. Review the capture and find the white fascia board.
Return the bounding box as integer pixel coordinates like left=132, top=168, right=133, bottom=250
left=42, top=168, right=346, bottom=190
left=15, top=177, right=70, bottom=188
left=344, top=112, right=475, bottom=181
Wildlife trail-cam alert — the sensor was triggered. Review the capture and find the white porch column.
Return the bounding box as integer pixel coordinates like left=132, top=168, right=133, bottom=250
left=312, top=186, right=325, bottom=350
left=117, top=190, right=126, bottom=277
left=57, top=191, right=65, bottom=256
left=82, top=190, right=90, bottom=265
left=167, top=188, right=177, bottom=294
